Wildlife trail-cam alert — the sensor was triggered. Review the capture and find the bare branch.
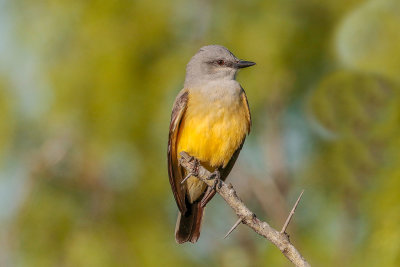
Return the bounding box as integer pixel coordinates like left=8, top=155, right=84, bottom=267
left=179, top=151, right=310, bottom=267
left=224, top=217, right=243, bottom=239
left=281, top=190, right=304, bottom=234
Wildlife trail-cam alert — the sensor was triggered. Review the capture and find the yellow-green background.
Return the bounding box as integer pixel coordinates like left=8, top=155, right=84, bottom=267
left=1, top=0, right=400, bottom=266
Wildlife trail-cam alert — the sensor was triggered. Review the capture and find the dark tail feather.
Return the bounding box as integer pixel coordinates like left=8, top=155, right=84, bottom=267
left=175, top=202, right=204, bottom=244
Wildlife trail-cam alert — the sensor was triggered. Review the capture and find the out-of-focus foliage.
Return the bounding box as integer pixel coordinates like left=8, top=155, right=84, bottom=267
left=0, top=0, right=399, bottom=266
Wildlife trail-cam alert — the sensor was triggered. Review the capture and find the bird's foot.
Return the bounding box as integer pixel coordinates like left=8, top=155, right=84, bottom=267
left=191, top=157, right=200, bottom=177
left=208, top=170, right=222, bottom=190
left=181, top=157, right=200, bottom=184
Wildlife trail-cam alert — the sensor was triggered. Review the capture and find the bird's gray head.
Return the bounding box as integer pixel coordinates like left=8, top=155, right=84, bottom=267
left=184, top=45, right=255, bottom=87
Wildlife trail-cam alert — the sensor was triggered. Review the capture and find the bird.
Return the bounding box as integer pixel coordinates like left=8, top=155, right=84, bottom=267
left=167, top=45, right=255, bottom=243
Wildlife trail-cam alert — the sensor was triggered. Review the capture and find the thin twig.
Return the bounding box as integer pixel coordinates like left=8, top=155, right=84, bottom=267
left=224, top=218, right=243, bottom=239
left=281, top=190, right=304, bottom=234
left=179, top=151, right=310, bottom=267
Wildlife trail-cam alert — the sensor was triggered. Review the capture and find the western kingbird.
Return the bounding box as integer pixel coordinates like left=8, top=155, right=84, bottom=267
left=168, top=45, right=255, bottom=243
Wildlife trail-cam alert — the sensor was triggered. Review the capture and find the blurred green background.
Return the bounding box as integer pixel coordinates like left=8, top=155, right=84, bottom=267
left=1, top=0, right=400, bottom=266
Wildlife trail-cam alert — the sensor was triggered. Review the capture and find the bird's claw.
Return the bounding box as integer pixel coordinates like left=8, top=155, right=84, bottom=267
left=192, top=157, right=200, bottom=177
left=208, top=171, right=222, bottom=190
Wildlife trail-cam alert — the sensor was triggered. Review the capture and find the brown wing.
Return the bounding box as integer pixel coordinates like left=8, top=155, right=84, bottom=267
left=200, top=91, right=252, bottom=207
left=241, top=88, right=252, bottom=133
left=168, top=89, right=189, bottom=213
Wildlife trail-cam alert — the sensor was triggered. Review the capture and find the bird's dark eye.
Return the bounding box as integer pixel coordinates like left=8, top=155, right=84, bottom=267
left=217, top=60, right=224, bottom=66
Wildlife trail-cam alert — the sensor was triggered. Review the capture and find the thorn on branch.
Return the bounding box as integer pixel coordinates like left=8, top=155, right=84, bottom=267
left=224, top=217, right=243, bottom=239
left=280, top=190, right=304, bottom=234
left=181, top=172, right=192, bottom=184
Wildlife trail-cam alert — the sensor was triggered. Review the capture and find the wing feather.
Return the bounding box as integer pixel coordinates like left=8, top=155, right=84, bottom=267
left=168, top=89, right=189, bottom=213
left=241, top=89, right=252, bottom=133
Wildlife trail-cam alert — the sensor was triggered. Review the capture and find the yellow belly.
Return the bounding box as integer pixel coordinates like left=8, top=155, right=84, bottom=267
left=177, top=92, right=249, bottom=202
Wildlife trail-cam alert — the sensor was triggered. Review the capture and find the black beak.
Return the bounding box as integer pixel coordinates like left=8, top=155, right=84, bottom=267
left=236, top=60, right=256, bottom=69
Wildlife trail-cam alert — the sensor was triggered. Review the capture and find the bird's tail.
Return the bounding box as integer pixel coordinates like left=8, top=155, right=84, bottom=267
left=175, top=202, right=204, bottom=243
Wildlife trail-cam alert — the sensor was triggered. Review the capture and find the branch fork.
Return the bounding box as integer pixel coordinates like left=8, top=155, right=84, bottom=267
left=179, top=151, right=310, bottom=267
